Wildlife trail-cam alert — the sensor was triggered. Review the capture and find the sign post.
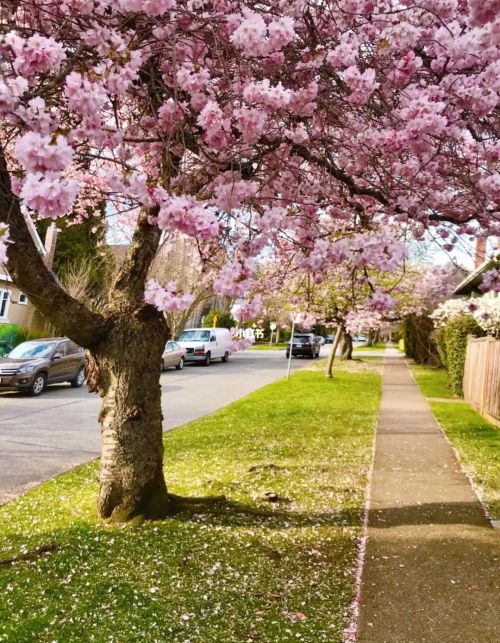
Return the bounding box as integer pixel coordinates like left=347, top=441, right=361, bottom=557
left=286, top=318, right=295, bottom=380
left=269, top=321, right=277, bottom=347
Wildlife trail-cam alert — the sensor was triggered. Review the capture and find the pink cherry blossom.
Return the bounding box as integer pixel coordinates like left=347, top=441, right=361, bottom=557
left=20, top=172, right=79, bottom=218
left=15, top=132, right=73, bottom=173
left=235, top=295, right=263, bottom=322
left=480, top=268, right=500, bottom=293
left=156, top=195, right=219, bottom=238
left=144, top=279, right=194, bottom=312
left=64, top=72, right=107, bottom=117
left=9, top=33, right=66, bottom=78
left=343, top=66, right=379, bottom=106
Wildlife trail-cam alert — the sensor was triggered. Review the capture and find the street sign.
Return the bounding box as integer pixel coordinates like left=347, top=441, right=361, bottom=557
left=270, top=322, right=277, bottom=331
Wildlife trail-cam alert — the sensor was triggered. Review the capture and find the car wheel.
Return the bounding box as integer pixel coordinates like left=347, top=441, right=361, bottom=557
left=176, top=357, right=184, bottom=370
left=286, top=351, right=290, bottom=358
left=29, top=372, right=46, bottom=396
left=203, top=352, right=211, bottom=366
left=70, top=367, right=86, bottom=388
left=221, top=351, right=229, bottom=363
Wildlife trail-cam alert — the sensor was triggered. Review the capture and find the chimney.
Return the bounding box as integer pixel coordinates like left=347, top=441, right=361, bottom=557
left=475, top=236, right=487, bottom=269
left=44, top=223, right=59, bottom=269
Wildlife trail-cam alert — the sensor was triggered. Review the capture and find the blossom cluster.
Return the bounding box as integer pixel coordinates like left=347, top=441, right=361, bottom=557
left=234, top=295, right=263, bottom=322
left=431, top=296, right=500, bottom=337
left=144, top=280, right=194, bottom=312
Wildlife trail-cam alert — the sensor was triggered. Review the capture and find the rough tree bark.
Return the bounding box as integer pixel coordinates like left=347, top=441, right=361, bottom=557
left=1, top=147, right=175, bottom=521
left=340, top=331, right=353, bottom=360
left=325, top=326, right=343, bottom=379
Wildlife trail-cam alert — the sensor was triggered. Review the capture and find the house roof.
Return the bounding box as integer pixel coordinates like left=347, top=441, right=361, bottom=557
left=453, top=251, right=500, bottom=296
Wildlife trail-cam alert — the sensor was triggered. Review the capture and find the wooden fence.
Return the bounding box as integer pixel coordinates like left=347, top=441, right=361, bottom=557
left=463, top=336, right=500, bottom=423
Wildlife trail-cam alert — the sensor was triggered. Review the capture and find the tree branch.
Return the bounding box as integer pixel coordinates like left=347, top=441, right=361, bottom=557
left=0, top=148, right=109, bottom=349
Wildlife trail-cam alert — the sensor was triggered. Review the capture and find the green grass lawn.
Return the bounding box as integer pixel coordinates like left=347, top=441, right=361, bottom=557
left=352, top=342, right=386, bottom=352
left=410, top=363, right=500, bottom=520
left=0, top=362, right=381, bottom=643
left=250, top=342, right=287, bottom=350
left=409, top=363, right=453, bottom=399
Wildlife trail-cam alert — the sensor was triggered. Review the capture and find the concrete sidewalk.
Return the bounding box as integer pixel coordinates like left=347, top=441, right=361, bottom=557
left=357, top=357, right=500, bottom=642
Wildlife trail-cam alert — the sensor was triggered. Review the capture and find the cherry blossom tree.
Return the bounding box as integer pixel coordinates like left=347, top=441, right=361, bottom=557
left=1, top=0, right=499, bottom=520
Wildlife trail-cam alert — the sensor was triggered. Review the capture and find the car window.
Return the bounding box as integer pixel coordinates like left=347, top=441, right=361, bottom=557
left=172, top=342, right=180, bottom=350
left=55, top=341, right=69, bottom=356
left=66, top=341, right=82, bottom=355
left=166, top=342, right=174, bottom=351
left=178, top=330, right=211, bottom=342
left=8, top=341, right=57, bottom=359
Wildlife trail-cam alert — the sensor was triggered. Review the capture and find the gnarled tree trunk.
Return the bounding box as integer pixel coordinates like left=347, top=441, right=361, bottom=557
left=325, top=326, right=343, bottom=379
left=87, top=313, right=172, bottom=520
left=1, top=148, right=177, bottom=521
left=340, top=329, right=353, bottom=360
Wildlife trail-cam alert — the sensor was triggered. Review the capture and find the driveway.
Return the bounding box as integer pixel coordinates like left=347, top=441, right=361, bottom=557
left=0, top=348, right=318, bottom=503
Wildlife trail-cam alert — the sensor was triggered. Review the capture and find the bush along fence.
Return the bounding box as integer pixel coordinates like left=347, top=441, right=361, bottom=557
left=463, top=336, right=500, bottom=425
left=0, top=324, right=50, bottom=357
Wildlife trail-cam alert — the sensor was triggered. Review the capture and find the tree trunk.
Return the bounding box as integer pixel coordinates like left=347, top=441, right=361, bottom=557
left=325, top=326, right=343, bottom=379
left=340, top=330, right=353, bottom=360
left=87, top=313, right=173, bottom=521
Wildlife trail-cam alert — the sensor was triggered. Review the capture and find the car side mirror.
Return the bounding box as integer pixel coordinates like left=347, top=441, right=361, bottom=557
left=210, top=336, right=216, bottom=342
left=52, top=352, right=63, bottom=360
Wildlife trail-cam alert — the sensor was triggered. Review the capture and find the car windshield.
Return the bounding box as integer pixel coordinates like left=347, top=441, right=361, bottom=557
left=292, top=336, right=311, bottom=343
left=8, top=341, right=55, bottom=359
left=178, top=330, right=210, bottom=342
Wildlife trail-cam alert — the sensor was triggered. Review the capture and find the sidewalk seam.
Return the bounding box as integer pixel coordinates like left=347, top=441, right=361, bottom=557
left=343, top=363, right=382, bottom=643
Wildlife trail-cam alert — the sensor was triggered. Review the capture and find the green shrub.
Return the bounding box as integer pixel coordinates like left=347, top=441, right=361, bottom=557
left=0, top=324, right=19, bottom=356
left=202, top=308, right=235, bottom=329
left=402, top=314, right=440, bottom=365
left=436, top=328, right=447, bottom=367
left=442, top=315, right=483, bottom=397
left=0, top=324, right=52, bottom=356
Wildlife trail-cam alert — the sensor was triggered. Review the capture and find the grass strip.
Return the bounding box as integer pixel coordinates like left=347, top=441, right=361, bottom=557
left=409, top=363, right=454, bottom=399
left=430, top=402, right=500, bottom=520
left=0, top=363, right=381, bottom=643
left=410, top=363, right=500, bottom=520
left=352, top=342, right=386, bottom=352
left=250, top=343, right=288, bottom=351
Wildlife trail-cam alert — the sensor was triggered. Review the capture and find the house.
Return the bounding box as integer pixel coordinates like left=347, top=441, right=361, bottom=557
left=0, top=222, right=58, bottom=335
left=453, top=237, right=500, bottom=297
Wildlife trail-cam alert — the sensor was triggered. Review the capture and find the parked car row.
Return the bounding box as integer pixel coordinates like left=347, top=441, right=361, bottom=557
left=0, top=327, right=234, bottom=396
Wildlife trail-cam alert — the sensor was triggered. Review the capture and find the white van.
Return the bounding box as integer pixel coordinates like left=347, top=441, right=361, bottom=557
left=176, top=327, right=232, bottom=366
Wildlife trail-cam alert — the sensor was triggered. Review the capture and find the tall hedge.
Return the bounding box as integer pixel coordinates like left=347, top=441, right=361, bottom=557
left=402, top=315, right=440, bottom=366
left=441, top=315, right=483, bottom=397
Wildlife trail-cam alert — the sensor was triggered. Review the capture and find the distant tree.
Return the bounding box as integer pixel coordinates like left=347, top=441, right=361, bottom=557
left=202, top=309, right=235, bottom=330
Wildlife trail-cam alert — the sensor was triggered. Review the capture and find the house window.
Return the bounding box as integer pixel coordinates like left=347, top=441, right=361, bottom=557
left=18, top=292, right=28, bottom=305
left=0, top=290, right=9, bottom=320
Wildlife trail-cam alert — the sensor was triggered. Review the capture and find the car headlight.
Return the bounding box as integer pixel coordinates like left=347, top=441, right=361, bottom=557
left=18, top=365, right=35, bottom=375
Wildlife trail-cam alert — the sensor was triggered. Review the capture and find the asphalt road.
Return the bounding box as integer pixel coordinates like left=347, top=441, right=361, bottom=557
left=0, top=348, right=319, bottom=503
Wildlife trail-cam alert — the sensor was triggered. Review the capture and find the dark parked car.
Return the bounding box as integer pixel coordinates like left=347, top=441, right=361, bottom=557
left=325, top=335, right=334, bottom=344
left=286, top=333, right=321, bottom=359
left=0, top=338, right=85, bottom=396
